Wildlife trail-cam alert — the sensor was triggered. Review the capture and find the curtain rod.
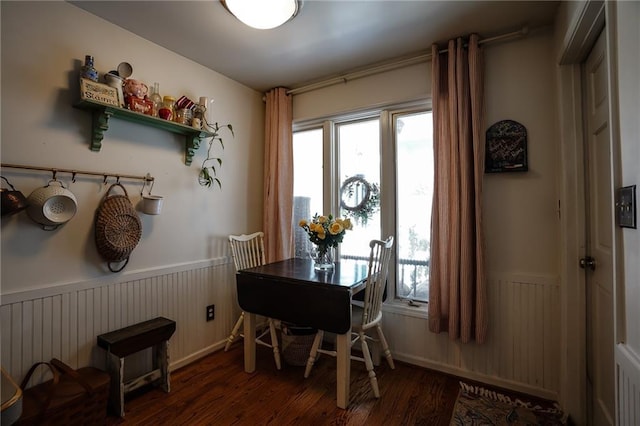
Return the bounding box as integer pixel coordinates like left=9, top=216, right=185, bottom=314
left=286, top=26, right=530, bottom=96
left=1, top=163, right=154, bottom=183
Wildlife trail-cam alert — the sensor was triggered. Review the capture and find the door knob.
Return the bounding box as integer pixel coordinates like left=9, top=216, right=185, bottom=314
left=579, top=256, right=596, bottom=271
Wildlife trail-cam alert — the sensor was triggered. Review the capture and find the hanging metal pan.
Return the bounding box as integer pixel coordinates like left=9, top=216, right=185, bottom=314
left=26, top=179, right=77, bottom=230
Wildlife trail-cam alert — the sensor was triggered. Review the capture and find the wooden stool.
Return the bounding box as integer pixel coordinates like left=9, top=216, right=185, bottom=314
left=97, top=317, right=176, bottom=417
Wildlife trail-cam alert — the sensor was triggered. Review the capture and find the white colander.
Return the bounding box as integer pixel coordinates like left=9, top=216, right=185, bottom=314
left=27, top=180, right=77, bottom=230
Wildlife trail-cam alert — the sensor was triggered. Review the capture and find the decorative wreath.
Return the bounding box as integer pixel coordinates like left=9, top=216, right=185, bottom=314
left=340, top=175, right=380, bottom=226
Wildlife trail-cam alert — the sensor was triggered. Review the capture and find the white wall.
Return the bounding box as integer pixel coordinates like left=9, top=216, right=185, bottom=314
left=0, top=2, right=264, bottom=380
left=293, top=63, right=428, bottom=121
left=293, top=28, right=563, bottom=399
left=1, top=1, right=265, bottom=293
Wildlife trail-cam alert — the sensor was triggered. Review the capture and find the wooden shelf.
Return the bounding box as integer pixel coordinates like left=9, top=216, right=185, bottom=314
left=73, top=99, right=214, bottom=166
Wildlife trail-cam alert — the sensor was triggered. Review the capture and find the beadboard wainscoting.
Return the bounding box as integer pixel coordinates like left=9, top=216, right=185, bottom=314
left=383, top=272, right=561, bottom=400
left=0, top=258, right=240, bottom=386
left=2, top=267, right=562, bottom=400
left=616, top=344, right=640, bottom=426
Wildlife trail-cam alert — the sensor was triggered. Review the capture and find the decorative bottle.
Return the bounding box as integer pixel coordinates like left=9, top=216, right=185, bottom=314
left=149, top=82, right=163, bottom=117
left=80, top=55, right=98, bottom=82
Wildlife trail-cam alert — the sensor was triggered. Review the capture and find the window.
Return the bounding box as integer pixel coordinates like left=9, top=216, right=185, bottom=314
left=337, top=118, right=381, bottom=263
left=394, top=111, right=433, bottom=301
left=292, top=128, right=323, bottom=258
left=293, top=104, right=433, bottom=303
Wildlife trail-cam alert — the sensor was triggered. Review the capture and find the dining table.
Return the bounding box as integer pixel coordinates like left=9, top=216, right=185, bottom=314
left=235, top=257, right=369, bottom=409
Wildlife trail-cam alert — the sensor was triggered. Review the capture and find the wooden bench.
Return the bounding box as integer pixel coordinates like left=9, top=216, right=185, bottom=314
left=97, top=317, right=176, bottom=417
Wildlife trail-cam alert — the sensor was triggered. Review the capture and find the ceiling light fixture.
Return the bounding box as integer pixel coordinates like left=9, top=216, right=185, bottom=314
left=221, top=0, right=301, bottom=30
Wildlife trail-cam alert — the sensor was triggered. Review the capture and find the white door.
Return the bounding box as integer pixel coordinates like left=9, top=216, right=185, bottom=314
left=583, top=29, right=615, bottom=426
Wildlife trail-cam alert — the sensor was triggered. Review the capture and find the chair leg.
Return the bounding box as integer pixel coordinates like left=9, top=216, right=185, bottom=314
left=375, top=324, right=395, bottom=369
left=360, top=331, right=380, bottom=398
left=304, top=330, right=324, bottom=378
left=225, top=312, right=245, bottom=351
left=268, top=318, right=282, bottom=370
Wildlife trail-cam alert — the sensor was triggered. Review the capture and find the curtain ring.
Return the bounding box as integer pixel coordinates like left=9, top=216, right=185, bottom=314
left=71, top=172, right=77, bottom=183
left=103, top=175, right=108, bottom=185
left=52, top=170, right=57, bottom=181
left=148, top=179, right=155, bottom=195
left=116, top=176, right=120, bottom=184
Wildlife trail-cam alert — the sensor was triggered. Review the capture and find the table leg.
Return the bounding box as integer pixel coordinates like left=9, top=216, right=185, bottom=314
left=336, top=330, right=351, bottom=409
left=244, top=312, right=256, bottom=373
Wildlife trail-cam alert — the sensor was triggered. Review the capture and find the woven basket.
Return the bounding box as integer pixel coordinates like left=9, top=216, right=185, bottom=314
left=281, top=323, right=317, bottom=367
left=94, top=183, right=141, bottom=272
left=16, top=359, right=110, bottom=426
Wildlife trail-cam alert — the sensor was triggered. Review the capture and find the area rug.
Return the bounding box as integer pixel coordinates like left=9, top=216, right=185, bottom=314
left=450, top=381, right=568, bottom=425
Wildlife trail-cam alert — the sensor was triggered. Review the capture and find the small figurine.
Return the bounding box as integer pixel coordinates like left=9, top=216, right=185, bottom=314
left=123, top=79, right=148, bottom=100
left=123, top=79, right=152, bottom=115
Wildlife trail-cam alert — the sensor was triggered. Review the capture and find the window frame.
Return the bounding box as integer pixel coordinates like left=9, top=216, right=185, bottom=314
left=293, top=100, right=431, bottom=317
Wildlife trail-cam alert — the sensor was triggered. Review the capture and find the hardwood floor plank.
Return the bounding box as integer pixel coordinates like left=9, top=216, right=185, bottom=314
left=104, top=342, right=548, bottom=425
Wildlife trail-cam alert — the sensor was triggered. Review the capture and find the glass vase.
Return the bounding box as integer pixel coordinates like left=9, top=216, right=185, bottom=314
left=310, top=245, right=334, bottom=271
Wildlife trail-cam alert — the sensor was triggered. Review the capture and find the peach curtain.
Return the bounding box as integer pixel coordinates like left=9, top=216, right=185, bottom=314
left=428, top=35, right=488, bottom=344
left=263, top=87, right=294, bottom=263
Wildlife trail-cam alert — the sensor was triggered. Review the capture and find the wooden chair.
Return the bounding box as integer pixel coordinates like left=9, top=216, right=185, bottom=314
left=304, top=237, right=395, bottom=398
left=225, top=232, right=282, bottom=370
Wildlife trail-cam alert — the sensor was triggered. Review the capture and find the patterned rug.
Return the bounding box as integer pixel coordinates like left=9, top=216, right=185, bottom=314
left=450, top=382, right=568, bottom=425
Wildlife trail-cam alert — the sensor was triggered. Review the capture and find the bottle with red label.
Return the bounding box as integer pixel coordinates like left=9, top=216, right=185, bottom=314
left=159, top=96, right=175, bottom=121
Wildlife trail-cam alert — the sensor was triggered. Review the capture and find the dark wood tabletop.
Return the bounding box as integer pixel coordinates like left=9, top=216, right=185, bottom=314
left=236, top=258, right=368, bottom=334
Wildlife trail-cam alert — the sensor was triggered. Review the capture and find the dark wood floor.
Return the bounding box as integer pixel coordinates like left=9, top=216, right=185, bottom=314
left=106, top=342, right=463, bottom=425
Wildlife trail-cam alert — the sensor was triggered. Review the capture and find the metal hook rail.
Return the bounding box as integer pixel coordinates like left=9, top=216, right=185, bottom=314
left=0, top=163, right=154, bottom=184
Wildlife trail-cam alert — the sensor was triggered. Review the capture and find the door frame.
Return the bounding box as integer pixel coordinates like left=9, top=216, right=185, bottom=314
left=556, top=1, right=623, bottom=424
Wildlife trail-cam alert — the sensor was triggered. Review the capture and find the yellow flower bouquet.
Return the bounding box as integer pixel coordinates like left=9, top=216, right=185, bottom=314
left=299, top=214, right=353, bottom=270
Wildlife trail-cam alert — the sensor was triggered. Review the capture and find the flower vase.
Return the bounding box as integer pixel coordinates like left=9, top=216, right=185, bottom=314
left=310, top=245, right=334, bottom=271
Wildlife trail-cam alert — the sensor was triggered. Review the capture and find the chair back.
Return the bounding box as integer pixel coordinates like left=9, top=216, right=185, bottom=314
left=359, top=236, right=394, bottom=328
left=228, top=232, right=266, bottom=272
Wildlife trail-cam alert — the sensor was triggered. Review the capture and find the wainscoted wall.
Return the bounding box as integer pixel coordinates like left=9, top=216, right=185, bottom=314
left=2, top=266, right=561, bottom=400
left=616, top=344, right=640, bottom=426
left=383, top=272, right=561, bottom=400
left=0, top=258, right=239, bottom=385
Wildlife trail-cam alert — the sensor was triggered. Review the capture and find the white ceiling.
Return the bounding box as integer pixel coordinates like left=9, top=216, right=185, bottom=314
left=70, top=1, right=559, bottom=93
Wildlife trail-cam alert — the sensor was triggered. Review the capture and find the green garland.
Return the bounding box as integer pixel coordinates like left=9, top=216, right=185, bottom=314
left=340, top=175, right=380, bottom=226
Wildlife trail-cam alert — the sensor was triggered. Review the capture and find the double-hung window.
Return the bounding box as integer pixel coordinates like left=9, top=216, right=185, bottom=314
left=293, top=103, right=433, bottom=303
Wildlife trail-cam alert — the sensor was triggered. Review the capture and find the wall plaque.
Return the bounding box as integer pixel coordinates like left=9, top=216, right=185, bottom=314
left=485, top=119, right=528, bottom=173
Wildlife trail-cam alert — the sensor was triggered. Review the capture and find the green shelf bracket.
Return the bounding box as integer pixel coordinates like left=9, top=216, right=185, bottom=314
left=90, top=108, right=112, bottom=152
left=185, top=133, right=207, bottom=166
left=74, top=99, right=214, bottom=166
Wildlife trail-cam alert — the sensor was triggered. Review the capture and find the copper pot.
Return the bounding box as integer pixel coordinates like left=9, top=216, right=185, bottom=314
left=1, top=176, right=28, bottom=217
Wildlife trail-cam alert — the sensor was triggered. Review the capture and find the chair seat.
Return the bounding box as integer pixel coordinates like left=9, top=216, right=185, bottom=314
left=351, top=305, right=382, bottom=332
